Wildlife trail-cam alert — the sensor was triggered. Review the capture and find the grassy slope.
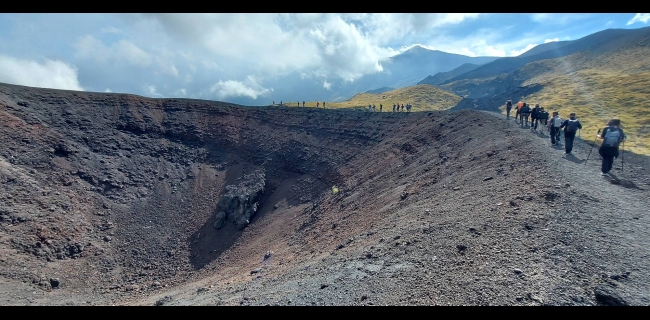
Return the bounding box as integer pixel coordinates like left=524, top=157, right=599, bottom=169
left=281, top=84, right=462, bottom=112
left=497, top=47, right=650, bottom=155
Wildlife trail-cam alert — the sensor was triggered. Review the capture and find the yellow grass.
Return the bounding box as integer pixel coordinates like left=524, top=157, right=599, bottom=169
left=498, top=70, right=650, bottom=155
left=281, top=84, right=462, bottom=112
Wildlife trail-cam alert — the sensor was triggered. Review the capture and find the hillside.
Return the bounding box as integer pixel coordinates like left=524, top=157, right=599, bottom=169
left=445, top=27, right=650, bottom=156
left=440, top=27, right=650, bottom=87
left=418, top=63, right=483, bottom=86
left=1, top=82, right=650, bottom=306
left=295, top=84, right=462, bottom=112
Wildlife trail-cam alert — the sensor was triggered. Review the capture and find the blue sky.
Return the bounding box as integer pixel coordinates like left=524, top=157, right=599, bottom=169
left=0, top=13, right=648, bottom=103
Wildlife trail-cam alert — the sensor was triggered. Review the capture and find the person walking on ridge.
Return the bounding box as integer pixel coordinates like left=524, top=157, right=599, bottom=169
left=548, top=111, right=563, bottom=145
left=598, top=118, right=626, bottom=176
left=559, top=113, right=583, bottom=155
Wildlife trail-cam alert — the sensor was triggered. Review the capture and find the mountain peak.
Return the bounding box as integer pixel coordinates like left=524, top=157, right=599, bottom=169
left=403, top=45, right=435, bottom=54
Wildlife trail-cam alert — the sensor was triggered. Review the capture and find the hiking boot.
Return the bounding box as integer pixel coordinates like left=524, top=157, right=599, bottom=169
left=601, top=172, right=608, bottom=176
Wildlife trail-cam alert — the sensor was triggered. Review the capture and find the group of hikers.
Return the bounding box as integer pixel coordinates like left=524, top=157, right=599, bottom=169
left=505, top=100, right=627, bottom=176
left=272, top=101, right=326, bottom=108
left=273, top=100, right=414, bottom=112
left=365, top=103, right=412, bottom=112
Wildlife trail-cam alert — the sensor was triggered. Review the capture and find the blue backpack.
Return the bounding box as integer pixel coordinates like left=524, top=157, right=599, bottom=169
left=603, top=128, right=622, bottom=147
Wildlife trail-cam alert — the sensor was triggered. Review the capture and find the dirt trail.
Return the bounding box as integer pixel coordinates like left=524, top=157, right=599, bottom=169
left=486, top=112, right=650, bottom=305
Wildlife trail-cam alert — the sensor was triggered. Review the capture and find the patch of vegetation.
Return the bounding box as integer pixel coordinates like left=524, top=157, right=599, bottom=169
left=286, top=84, right=462, bottom=112
left=498, top=70, right=650, bottom=155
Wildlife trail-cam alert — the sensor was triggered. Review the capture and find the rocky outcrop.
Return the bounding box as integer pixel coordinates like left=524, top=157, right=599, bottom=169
left=213, top=169, right=265, bottom=231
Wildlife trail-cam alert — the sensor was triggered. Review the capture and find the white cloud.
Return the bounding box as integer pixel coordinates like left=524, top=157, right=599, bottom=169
left=544, top=38, right=559, bottom=43
left=531, top=13, right=572, bottom=25
left=142, top=13, right=482, bottom=82
left=509, top=44, right=537, bottom=57
left=209, top=75, right=272, bottom=100
left=338, top=13, right=479, bottom=47
left=531, top=13, right=552, bottom=23
left=0, top=54, right=83, bottom=91
left=627, top=13, right=650, bottom=25
left=105, top=88, right=112, bottom=92
left=323, top=80, right=331, bottom=90
left=396, top=44, right=436, bottom=55
left=174, top=88, right=186, bottom=96
left=145, top=84, right=163, bottom=97
left=74, top=35, right=178, bottom=76
left=201, top=60, right=219, bottom=71
left=417, top=27, right=525, bottom=57
left=115, top=40, right=153, bottom=66
left=101, top=26, right=123, bottom=34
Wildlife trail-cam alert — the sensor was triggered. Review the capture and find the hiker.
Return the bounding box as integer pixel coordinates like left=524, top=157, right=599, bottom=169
left=401, top=104, right=405, bottom=112
left=393, top=103, right=396, bottom=112
left=373, top=104, right=376, bottom=112
left=536, top=107, right=549, bottom=130
left=297, top=101, right=300, bottom=107
left=317, top=102, right=319, bottom=107
left=273, top=100, right=275, bottom=105
left=598, top=118, right=626, bottom=176
left=515, top=101, right=524, bottom=123
left=520, top=103, right=531, bottom=127
left=303, top=101, right=305, bottom=107
left=323, top=102, right=325, bottom=108
left=548, top=111, right=563, bottom=145
left=530, top=104, right=541, bottom=131
left=560, top=112, right=583, bottom=155
left=380, top=104, right=382, bottom=112
left=506, top=100, right=512, bottom=119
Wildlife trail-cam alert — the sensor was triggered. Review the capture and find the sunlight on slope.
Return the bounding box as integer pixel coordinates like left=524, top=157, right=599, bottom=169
left=500, top=70, right=650, bottom=155
left=283, top=84, right=462, bottom=112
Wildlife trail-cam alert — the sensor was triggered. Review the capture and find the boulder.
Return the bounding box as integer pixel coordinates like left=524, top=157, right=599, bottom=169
left=213, top=169, right=265, bottom=231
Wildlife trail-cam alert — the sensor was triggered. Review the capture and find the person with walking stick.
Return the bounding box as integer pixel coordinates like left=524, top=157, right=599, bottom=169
left=597, top=118, right=626, bottom=176
left=585, top=128, right=601, bottom=166
left=548, top=111, right=563, bottom=146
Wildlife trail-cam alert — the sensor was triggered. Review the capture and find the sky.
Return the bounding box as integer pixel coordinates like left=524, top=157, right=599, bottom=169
left=0, top=13, right=649, bottom=104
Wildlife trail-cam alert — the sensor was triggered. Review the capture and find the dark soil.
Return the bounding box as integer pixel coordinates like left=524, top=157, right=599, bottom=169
left=1, top=82, right=649, bottom=306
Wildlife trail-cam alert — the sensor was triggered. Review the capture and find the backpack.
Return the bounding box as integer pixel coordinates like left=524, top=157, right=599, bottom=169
left=603, top=128, right=622, bottom=147
left=521, top=105, right=531, bottom=114
left=552, top=117, right=563, bottom=127
left=538, top=111, right=549, bottom=120
left=565, top=119, right=580, bottom=132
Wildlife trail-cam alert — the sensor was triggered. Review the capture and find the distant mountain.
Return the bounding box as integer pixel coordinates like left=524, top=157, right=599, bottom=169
left=223, top=45, right=498, bottom=106
left=417, top=63, right=482, bottom=86
left=447, top=26, right=650, bottom=155
left=365, top=87, right=394, bottom=94
left=441, top=27, right=650, bottom=88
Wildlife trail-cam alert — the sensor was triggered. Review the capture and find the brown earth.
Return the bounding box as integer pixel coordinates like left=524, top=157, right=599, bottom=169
left=1, top=82, right=649, bottom=306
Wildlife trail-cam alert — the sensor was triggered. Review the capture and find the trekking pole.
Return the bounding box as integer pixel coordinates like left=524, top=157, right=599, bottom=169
left=585, top=128, right=601, bottom=165
left=577, top=129, right=581, bottom=152
left=621, top=140, right=624, bottom=173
